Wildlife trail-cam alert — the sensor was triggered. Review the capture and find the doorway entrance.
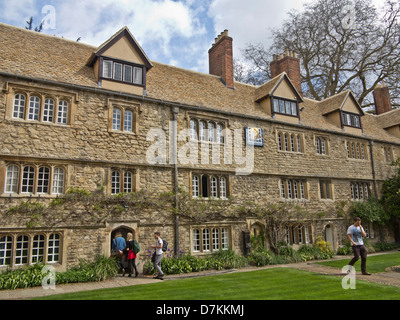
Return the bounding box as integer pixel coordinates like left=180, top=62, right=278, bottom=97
left=324, top=224, right=334, bottom=251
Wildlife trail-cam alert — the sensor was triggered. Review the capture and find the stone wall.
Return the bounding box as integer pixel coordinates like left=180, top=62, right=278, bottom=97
left=0, top=75, right=398, bottom=271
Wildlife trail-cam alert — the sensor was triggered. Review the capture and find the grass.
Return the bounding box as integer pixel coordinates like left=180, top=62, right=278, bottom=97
left=34, top=267, right=400, bottom=300
left=317, top=252, right=400, bottom=274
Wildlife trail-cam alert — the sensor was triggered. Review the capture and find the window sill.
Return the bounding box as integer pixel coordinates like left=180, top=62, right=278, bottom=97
left=7, top=118, right=70, bottom=128
left=1, top=193, right=63, bottom=199
left=278, top=150, right=304, bottom=155
left=109, top=130, right=136, bottom=136
left=191, top=196, right=228, bottom=201
left=191, top=139, right=225, bottom=145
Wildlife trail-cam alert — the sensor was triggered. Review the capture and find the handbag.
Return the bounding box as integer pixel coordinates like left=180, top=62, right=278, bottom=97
left=151, top=252, right=155, bottom=263
left=115, top=250, right=124, bottom=259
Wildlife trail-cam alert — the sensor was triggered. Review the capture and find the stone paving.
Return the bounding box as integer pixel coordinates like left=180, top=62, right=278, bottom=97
left=1, top=251, right=399, bottom=300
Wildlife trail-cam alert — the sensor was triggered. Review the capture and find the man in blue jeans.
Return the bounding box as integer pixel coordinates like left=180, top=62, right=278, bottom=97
left=347, top=217, right=371, bottom=275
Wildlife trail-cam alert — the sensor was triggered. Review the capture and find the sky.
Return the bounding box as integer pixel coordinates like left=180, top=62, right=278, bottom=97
left=0, top=0, right=384, bottom=74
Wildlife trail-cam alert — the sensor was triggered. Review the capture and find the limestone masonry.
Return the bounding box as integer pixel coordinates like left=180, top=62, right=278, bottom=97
left=0, top=23, right=398, bottom=271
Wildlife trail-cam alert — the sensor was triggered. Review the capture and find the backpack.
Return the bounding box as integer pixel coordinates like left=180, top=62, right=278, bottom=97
left=162, top=239, right=168, bottom=252
left=133, top=240, right=140, bottom=254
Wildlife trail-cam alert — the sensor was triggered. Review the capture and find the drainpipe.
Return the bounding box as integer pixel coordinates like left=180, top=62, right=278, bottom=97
left=369, top=139, right=383, bottom=241
left=170, top=106, right=180, bottom=256
left=368, top=140, right=378, bottom=197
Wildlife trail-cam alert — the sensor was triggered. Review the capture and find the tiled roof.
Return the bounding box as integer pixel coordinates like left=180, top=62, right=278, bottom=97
left=0, top=22, right=399, bottom=143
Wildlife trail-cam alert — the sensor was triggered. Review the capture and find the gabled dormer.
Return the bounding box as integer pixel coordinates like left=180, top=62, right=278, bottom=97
left=87, top=27, right=152, bottom=96
left=319, top=90, right=364, bottom=134
left=377, top=109, right=400, bottom=138
left=255, top=72, right=304, bottom=124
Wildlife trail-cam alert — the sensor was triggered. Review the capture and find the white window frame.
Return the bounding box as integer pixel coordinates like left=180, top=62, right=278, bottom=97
left=57, top=100, right=68, bottom=124
left=0, top=236, right=13, bottom=267
left=124, top=110, right=133, bottom=132
left=15, top=235, right=29, bottom=266
left=13, top=94, right=25, bottom=119
left=21, top=166, right=35, bottom=193
left=28, top=96, right=40, bottom=121
left=123, top=65, right=133, bottom=83
left=203, top=228, right=210, bottom=252
left=37, top=166, right=50, bottom=194
left=111, top=171, right=121, bottom=195
left=124, top=171, right=132, bottom=193
left=47, top=233, right=60, bottom=263
left=52, top=167, right=64, bottom=195
left=193, top=229, right=200, bottom=252
left=103, top=60, right=113, bottom=78
left=5, top=165, right=19, bottom=193
left=31, top=234, right=45, bottom=264
left=43, top=98, right=54, bottom=122
left=112, top=108, right=122, bottom=131
left=113, top=63, right=123, bottom=81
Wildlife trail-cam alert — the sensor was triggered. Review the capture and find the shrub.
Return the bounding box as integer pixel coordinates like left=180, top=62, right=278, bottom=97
left=0, top=255, right=118, bottom=290
left=373, top=242, right=400, bottom=252
left=314, top=236, right=335, bottom=258
left=247, top=250, right=274, bottom=266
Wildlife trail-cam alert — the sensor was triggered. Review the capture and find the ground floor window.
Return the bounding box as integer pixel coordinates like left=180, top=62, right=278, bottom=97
left=192, top=227, right=230, bottom=253
left=0, top=232, right=62, bottom=268
left=284, top=224, right=312, bottom=245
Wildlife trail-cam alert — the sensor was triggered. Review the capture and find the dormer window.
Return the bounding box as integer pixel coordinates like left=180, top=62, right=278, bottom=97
left=341, top=111, right=361, bottom=128
left=101, top=58, right=144, bottom=85
left=272, top=97, right=299, bottom=117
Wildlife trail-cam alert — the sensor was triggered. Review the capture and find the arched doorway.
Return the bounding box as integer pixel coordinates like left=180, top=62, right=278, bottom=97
left=110, top=226, right=136, bottom=271
left=324, top=224, right=334, bottom=251
left=111, top=226, right=135, bottom=249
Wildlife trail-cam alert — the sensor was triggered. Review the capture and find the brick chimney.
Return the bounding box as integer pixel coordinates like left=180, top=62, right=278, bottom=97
left=208, top=30, right=234, bottom=89
left=270, top=49, right=302, bottom=96
left=373, top=82, right=392, bottom=115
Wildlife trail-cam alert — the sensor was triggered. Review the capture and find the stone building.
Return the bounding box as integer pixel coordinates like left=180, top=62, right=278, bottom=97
left=0, top=23, right=399, bottom=271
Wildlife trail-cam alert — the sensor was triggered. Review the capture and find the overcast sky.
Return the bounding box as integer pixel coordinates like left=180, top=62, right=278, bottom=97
left=0, top=0, right=384, bottom=73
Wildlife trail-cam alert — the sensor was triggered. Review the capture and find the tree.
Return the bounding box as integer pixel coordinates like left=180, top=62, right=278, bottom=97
left=381, top=159, right=400, bottom=243
left=25, top=17, right=43, bottom=33
left=237, top=0, right=400, bottom=109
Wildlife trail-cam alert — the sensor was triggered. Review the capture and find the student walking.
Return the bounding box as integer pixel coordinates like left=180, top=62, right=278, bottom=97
left=151, top=232, right=165, bottom=280
left=112, top=232, right=127, bottom=276
left=125, top=232, right=139, bottom=277
left=347, top=217, right=371, bottom=275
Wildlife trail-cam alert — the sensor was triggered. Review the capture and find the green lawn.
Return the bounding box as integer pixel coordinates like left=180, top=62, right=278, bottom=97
left=317, top=252, right=400, bottom=274
left=35, top=267, right=400, bottom=300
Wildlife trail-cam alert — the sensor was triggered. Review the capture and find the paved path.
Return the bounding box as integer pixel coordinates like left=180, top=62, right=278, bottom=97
left=1, top=251, right=399, bottom=300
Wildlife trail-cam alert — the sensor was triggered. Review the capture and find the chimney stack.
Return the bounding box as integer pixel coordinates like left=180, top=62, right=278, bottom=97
left=270, top=49, right=302, bottom=96
left=373, top=82, right=392, bottom=115
left=208, top=29, right=234, bottom=89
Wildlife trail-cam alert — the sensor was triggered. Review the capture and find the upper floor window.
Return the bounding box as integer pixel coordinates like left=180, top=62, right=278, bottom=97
left=383, top=146, right=393, bottom=163
left=342, top=111, right=361, bottom=128
left=350, top=181, right=370, bottom=201
left=110, top=105, right=137, bottom=134
left=11, top=93, right=69, bottom=125
left=346, top=141, right=367, bottom=160
left=3, top=164, right=65, bottom=196
left=102, top=59, right=144, bottom=85
left=319, top=180, right=333, bottom=200
left=110, top=170, right=135, bottom=194
left=190, top=118, right=225, bottom=144
left=281, top=178, right=307, bottom=200
left=28, top=96, right=40, bottom=121
left=315, top=137, right=327, bottom=155
left=192, top=174, right=229, bottom=199
left=277, top=131, right=303, bottom=153
left=272, top=97, right=298, bottom=117
left=13, top=94, right=25, bottom=119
